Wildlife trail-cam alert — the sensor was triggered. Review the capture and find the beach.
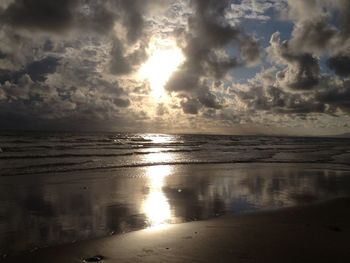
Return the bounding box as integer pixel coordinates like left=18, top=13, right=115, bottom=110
left=4, top=197, right=350, bottom=263
left=1, top=163, right=350, bottom=262
left=1, top=133, right=350, bottom=262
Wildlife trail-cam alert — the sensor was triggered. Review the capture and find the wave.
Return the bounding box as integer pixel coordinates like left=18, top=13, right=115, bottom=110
left=3, top=159, right=350, bottom=177
left=0, top=148, right=203, bottom=159
left=1, top=145, right=139, bottom=152
left=2, top=133, right=350, bottom=177
left=0, top=153, right=134, bottom=159
left=0, top=142, right=205, bottom=153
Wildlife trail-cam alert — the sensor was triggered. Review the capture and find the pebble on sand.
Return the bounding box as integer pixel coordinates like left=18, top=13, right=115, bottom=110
left=83, top=255, right=105, bottom=262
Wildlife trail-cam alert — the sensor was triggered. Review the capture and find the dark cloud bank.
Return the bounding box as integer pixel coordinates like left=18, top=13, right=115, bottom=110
left=0, top=0, right=349, bottom=133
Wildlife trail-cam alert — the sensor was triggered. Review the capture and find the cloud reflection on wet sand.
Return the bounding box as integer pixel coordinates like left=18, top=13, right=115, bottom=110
left=1, top=164, right=350, bottom=255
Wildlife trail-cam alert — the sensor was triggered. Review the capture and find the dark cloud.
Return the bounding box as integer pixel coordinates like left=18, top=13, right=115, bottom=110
left=316, top=82, right=350, bottom=113
left=113, top=1, right=144, bottom=44
left=232, top=63, right=350, bottom=118
left=0, top=0, right=158, bottom=37
left=190, top=0, right=239, bottom=47
left=109, top=39, right=132, bottom=76
left=0, top=68, right=133, bottom=128
left=109, top=38, right=147, bottom=76
left=0, top=56, right=60, bottom=84
left=237, top=84, right=326, bottom=115
left=181, top=98, right=201, bottom=115
left=239, top=34, right=261, bottom=65
left=285, top=0, right=350, bottom=56
left=0, top=74, right=76, bottom=118
left=166, top=0, right=260, bottom=114
left=166, top=66, right=199, bottom=93
left=289, top=18, right=337, bottom=54
left=269, top=32, right=320, bottom=91
left=109, top=0, right=169, bottom=42
left=0, top=0, right=159, bottom=80
left=0, top=50, right=7, bottom=59
left=198, top=89, right=223, bottom=110
left=113, top=98, right=130, bottom=108
left=275, top=98, right=326, bottom=114
left=107, top=1, right=165, bottom=76
left=231, top=66, right=329, bottom=117
left=77, top=1, right=116, bottom=34
left=26, top=56, right=60, bottom=82
left=338, top=0, right=350, bottom=36
left=328, top=55, right=350, bottom=77
left=2, top=0, right=78, bottom=32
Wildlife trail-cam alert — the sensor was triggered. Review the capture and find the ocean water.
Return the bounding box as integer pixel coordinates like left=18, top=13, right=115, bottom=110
left=1, top=132, right=350, bottom=176
left=1, top=132, right=350, bottom=256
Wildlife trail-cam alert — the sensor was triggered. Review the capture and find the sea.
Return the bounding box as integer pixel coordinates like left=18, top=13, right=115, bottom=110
left=1, top=132, right=350, bottom=256
left=1, top=132, right=350, bottom=176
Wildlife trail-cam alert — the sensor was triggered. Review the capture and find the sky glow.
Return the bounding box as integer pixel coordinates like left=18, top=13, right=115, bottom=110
left=138, top=39, right=185, bottom=99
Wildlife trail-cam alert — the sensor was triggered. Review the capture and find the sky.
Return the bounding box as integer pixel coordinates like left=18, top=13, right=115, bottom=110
left=0, top=0, right=350, bottom=136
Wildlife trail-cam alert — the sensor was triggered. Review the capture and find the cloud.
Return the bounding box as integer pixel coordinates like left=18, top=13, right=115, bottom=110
left=258, top=0, right=350, bottom=118
left=25, top=56, right=61, bottom=82
left=230, top=60, right=350, bottom=120
left=198, top=89, right=223, bottom=110
left=226, top=0, right=287, bottom=24
left=328, top=55, right=350, bottom=77
left=0, top=0, right=139, bottom=35
left=156, top=103, right=168, bottom=116
left=315, top=80, right=350, bottom=113
left=109, top=38, right=147, bottom=76
left=232, top=69, right=326, bottom=116
left=112, top=1, right=145, bottom=44
left=1, top=0, right=350, bottom=134
left=337, top=0, right=350, bottom=36
left=268, top=32, right=320, bottom=91
left=283, top=0, right=350, bottom=56
left=1, top=0, right=78, bottom=32
left=113, top=98, right=130, bottom=108
left=0, top=55, right=133, bottom=126
left=166, top=0, right=260, bottom=114
left=0, top=0, right=169, bottom=42
left=289, top=18, right=337, bottom=55
left=109, top=39, right=133, bottom=76
left=181, top=98, right=202, bottom=114
left=0, top=56, right=60, bottom=84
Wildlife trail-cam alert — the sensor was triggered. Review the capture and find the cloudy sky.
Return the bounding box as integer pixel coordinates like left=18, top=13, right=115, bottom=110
left=1, top=0, right=350, bottom=135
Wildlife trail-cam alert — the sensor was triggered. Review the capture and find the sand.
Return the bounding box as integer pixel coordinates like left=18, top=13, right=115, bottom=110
left=4, top=197, right=350, bottom=263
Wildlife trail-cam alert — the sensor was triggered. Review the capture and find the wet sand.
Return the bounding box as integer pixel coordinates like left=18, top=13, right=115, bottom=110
left=5, top=197, right=350, bottom=263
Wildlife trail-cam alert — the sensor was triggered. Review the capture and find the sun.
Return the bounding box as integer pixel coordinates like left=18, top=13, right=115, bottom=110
left=138, top=39, right=185, bottom=99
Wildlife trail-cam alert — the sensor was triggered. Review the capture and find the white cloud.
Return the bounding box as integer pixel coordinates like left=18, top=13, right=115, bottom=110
left=226, top=0, right=287, bottom=24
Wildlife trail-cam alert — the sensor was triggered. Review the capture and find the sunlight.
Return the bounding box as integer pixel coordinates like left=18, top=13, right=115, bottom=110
left=144, top=134, right=175, bottom=144
left=142, top=165, right=173, bottom=228
left=138, top=39, right=185, bottom=99
left=143, top=152, right=173, bottom=164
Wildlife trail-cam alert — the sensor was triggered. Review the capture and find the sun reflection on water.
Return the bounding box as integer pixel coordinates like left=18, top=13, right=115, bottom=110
left=142, top=165, right=172, bottom=228
left=144, top=134, right=175, bottom=144
left=145, top=152, right=173, bottom=164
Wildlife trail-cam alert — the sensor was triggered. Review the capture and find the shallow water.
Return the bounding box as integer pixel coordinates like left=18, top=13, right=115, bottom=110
left=1, top=163, right=350, bottom=256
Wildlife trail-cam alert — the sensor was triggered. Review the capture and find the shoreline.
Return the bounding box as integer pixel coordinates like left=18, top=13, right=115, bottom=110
left=5, top=197, right=350, bottom=263
left=3, top=161, right=350, bottom=178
